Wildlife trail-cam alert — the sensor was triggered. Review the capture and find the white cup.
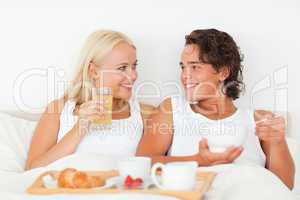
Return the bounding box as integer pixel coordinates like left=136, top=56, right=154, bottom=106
left=118, top=157, right=151, bottom=180
left=151, top=162, right=198, bottom=191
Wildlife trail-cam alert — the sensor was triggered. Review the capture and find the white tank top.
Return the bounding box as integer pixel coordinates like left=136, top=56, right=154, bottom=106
left=56, top=98, right=143, bottom=156
left=169, top=96, right=266, bottom=167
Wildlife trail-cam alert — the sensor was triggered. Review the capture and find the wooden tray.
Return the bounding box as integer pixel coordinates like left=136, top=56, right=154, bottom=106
left=27, top=170, right=216, bottom=200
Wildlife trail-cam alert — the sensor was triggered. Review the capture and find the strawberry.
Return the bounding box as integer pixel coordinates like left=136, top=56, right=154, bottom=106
left=131, top=179, right=143, bottom=188
left=135, top=178, right=143, bottom=184
left=123, top=176, right=144, bottom=189
left=124, top=175, right=133, bottom=187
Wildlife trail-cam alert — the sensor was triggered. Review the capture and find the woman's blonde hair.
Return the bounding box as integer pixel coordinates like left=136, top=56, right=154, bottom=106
left=65, top=30, right=134, bottom=105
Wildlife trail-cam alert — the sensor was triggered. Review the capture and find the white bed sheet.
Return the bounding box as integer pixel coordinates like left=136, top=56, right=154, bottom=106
left=0, top=153, right=297, bottom=200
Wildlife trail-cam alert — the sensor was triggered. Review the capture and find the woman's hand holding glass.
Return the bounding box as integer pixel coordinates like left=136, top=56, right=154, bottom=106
left=76, top=100, right=105, bottom=136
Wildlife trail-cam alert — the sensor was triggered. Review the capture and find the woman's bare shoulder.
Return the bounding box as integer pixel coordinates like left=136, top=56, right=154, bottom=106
left=44, top=97, right=67, bottom=115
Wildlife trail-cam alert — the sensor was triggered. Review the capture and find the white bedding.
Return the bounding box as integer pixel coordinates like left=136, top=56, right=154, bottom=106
left=0, top=153, right=297, bottom=200
left=0, top=112, right=299, bottom=199
left=199, top=164, right=297, bottom=200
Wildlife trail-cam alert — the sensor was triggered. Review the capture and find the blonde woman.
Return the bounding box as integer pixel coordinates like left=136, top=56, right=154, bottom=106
left=26, top=30, right=154, bottom=170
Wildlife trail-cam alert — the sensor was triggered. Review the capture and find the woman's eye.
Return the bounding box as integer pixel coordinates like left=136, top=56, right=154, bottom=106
left=118, top=66, right=127, bottom=71
left=132, top=63, right=138, bottom=70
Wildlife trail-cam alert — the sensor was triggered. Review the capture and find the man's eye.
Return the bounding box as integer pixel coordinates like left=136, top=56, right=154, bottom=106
left=193, top=65, right=202, bottom=70
left=180, top=65, right=185, bottom=70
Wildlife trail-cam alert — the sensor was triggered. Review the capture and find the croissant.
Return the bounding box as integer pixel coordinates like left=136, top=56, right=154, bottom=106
left=58, top=168, right=106, bottom=188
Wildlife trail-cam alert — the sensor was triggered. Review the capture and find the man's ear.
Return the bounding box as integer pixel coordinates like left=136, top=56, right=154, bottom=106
left=218, top=67, right=230, bottom=82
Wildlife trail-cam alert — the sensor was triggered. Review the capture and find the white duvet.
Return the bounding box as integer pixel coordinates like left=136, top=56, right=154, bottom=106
left=0, top=153, right=296, bottom=200
left=0, top=113, right=298, bottom=199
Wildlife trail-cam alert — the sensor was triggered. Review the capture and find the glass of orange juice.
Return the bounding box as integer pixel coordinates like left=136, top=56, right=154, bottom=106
left=91, top=87, right=113, bottom=129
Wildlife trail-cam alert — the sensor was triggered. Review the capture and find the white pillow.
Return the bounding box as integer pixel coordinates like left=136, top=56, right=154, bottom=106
left=0, top=113, right=37, bottom=172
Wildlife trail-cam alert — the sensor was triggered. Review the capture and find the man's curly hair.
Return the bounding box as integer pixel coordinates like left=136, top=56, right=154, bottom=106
left=185, top=29, right=245, bottom=100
